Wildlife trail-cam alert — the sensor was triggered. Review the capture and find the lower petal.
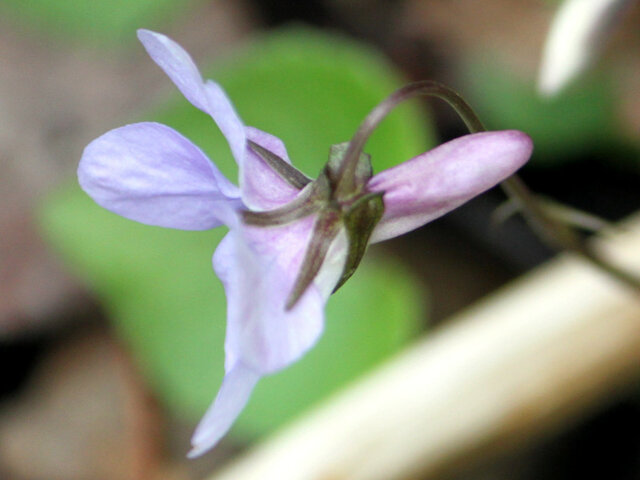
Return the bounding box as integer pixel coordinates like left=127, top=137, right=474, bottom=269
left=213, top=213, right=347, bottom=374
left=188, top=362, right=260, bottom=458
left=195, top=213, right=347, bottom=455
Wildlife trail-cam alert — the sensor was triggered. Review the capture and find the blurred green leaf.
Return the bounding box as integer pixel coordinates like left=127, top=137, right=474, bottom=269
left=40, top=28, right=430, bottom=441
left=41, top=183, right=227, bottom=416
left=0, top=0, right=200, bottom=46
left=462, top=59, right=618, bottom=165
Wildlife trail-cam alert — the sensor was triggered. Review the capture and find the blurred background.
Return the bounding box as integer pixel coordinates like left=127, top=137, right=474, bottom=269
left=1, top=1, right=639, bottom=479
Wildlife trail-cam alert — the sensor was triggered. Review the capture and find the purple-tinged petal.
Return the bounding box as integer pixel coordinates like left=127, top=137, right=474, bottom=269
left=188, top=362, right=260, bottom=458
left=240, top=127, right=301, bottom=210
left=189, top=218, right=348, bottom=457
left=137, top=29, right=246, bottom=166
left=368, top=130, right=532, bottom=243
left=78, top=122, right=240, bottom=230
left=137, top=29, right=209, bottom=113
left=213, top=213, right=347, bottom=374
left=538, top=0, right=633, bottom=96
left=204, top=80, right=247, bottom=167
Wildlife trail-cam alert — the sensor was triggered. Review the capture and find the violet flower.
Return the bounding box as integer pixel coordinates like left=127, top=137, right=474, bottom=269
left=78, top=29, right=533, bottom=457
left=538, top=0, right=635, bottom=96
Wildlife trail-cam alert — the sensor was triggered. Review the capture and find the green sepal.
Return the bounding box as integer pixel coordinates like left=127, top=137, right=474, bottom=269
left=242, top=170, right=331, bottom=228
left=325, top=142, right=372, bottom=190
left=286, top=208, right=342, bottom=310
left=333, top=191, right=385, bottom=292
left=248, top=140, right=312, bottom=190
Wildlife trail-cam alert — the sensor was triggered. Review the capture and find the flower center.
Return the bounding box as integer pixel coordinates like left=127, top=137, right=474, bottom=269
left=242, top=141, right=385, bottom=309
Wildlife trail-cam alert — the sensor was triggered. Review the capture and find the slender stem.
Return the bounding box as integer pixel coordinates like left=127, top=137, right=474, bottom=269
left=337, top=80, right=640, bottom=291
left=335, top=81, right=481, bottom=196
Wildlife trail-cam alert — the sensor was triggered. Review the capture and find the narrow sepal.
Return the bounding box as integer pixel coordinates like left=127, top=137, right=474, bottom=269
left=248, top=140, right=311, bottom=190
left=285, top=209, right=342, bottom=310
left=241, top=127, right=303, bottom=210
left=241, top=172, right=330, bottom=227
left=333, top=192, right=385, bottom=292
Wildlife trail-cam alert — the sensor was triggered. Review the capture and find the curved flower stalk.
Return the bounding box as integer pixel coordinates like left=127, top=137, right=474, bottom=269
left=538, top=0, right=635, bottom=96
left=78, top=29, right=533, bottom=457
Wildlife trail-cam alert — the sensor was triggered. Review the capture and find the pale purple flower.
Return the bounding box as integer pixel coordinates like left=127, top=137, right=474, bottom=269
left=538, top=0, right=635, bottom=96
left=78, top=29, right=533, bottom=457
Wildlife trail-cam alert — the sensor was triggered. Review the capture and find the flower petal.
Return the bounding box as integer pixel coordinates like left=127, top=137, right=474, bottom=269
left=188, top=362, right=260, bottom=458
left=538, top=0, right=632, bottom=96
left=137, top=29, right=246, bottom=166
left=213, top=213, right=347, bottom=374
left=241, top=127, right=301, bottom=210
left=189, top=210, right=347, bottom=456
left=204, top=80, right=247, bottom=168
left=368, top=130, right=532, bottom=243
left=78, top=122, right=240, bottom=230
left=137, top=29, right=209, bottom=112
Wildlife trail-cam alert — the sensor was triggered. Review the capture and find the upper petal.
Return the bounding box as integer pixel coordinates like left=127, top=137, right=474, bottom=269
left=213, top=213, right=347, bottom=374
left=204, top=80, right=247, bottom=168
left=137, top=29, right=246, bottom=166
left=137, top=29, right=209, bottom=113
left=78, top=122, right=240, bottom=230
left=368, top=130, right=532, bottom=243
left=240, top=127, right=301, bottom=210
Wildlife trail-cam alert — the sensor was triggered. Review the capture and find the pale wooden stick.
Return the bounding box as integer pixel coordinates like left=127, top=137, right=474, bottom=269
left=209, top=214, right=640, bottom=480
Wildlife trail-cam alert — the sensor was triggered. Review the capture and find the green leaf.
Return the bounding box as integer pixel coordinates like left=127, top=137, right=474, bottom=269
left=0, top=0, right=201, bottom=46
left=41, top=183, right=228, bottom=417
left=39, top=28, right=430, bottom=441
